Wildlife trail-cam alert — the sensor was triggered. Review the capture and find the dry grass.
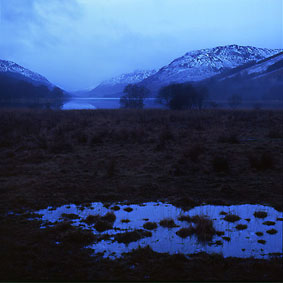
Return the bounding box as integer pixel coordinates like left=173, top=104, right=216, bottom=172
left=0, top=109, right=282, bottom=212
left=0, top=109, right=283, bottom=280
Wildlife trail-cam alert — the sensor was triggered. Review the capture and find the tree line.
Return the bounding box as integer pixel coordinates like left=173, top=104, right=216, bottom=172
left=120, top=82, right=208, bottom=110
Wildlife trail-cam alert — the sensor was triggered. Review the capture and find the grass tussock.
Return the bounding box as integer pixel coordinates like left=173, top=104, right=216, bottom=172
left=159, top=218, right=178, bottom=228
left=254, top=211, right=268, bottom=218
left=176, top=215, right=216, bottom=242
left=113, top=229, right=152, bottom=244
left=82, top=212, right=116, bottom=232
left=143, top=222, right=158, bottom=230
left=223, top=214, right=241, bottom=223
left=262, top=221, right=275, bottom=226
left=192, top=216, right=216, bottom=242
left=266, top=229, right=278, bottom=235
left=235, top=224, right=248, bottom=230
left=176, top=226, right=195, bottom=238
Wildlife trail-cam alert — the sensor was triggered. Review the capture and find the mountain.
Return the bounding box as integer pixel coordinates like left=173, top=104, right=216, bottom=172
left=0, top=59, right=53, bottom=88
left=88, top=69, right=156, bottom=97
left=0, top=59, right=68, bottom=108
left=140, top=45, right=282, bottom=94
left=205, top=51, right=283, bottom=101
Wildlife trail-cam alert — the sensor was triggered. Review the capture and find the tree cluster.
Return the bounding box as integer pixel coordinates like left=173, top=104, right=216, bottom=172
left=157, top=83, right=208, bottom=110
left=120, top=84, right=150, bottom=109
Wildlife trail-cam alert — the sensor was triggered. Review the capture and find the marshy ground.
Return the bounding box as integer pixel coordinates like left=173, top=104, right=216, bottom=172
left=0, top=109, right=282, bottom=280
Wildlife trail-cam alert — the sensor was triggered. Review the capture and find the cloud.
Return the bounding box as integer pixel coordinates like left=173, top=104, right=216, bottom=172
left=0, top=0, right=80, bottom=49
left=0, top=0, right=282, bottom=91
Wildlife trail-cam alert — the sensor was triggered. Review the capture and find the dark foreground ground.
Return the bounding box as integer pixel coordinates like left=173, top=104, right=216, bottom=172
left=0, top=109, right=282, bottom=281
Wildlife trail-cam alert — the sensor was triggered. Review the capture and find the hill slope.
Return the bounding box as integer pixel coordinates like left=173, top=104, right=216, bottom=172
left=0, top=59, right=53, bottom=88
left=140, top=45, right=282, bottom=93
left=205, top=52, right=283, bottom=101
left=0, top=60, right=67, bottom=108
left=89, top=70, right=156, bottom=97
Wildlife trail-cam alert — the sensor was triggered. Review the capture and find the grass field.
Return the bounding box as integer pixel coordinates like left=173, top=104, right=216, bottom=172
left=0, top=109, right=282, bottom=280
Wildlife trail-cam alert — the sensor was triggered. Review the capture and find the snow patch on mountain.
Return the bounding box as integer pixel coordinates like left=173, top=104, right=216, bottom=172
left=100, top=69, right=157, bottom=86
left=88, top=69, right=157, bottom=97
left=141, top=45, right=282, bottom=90
left=0, top=59, right=52, bottom=87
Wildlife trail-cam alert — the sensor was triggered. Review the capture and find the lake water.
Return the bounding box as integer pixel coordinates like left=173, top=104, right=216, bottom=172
left=62, top=98, right=163, bottom=110
left=30, top=202, right=283, bottom=260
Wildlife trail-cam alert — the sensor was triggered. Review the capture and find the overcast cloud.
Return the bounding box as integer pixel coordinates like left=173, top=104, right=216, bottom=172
left=0, top=0, right=282, bottom=91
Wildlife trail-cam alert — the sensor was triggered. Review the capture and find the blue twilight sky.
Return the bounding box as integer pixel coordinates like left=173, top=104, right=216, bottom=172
left=0, top=0, right=282, bottom=91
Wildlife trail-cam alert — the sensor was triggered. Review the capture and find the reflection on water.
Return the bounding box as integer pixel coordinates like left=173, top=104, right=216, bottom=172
left=33, top=202, right=283, bottom=259
left=62, top=98, right=162, bottom=110
left=62, top=100, right=97, bottom=110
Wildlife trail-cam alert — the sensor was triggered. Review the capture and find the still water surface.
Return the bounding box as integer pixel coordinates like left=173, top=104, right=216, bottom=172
left=62, top=98, right=161, bottom=110
left=32, top=202, right=283, bottom=259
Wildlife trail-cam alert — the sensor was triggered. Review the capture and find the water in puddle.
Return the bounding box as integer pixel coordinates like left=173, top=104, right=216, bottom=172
left=32, top=202, right=283, bottom=259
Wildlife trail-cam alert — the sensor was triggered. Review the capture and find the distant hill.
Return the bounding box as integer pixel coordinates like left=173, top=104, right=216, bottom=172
left=0, top=60, right=68, bottom=108
left=0, top=59, right=53, bottom=88
left=88, top=70, right=156, bottom=97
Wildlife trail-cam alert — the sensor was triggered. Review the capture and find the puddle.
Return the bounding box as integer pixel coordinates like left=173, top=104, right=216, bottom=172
left=31, top=202, right=283, bottom=260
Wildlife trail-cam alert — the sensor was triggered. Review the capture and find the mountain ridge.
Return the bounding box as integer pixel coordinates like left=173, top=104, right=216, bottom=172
left=88, top=69, right=156, bottom=97
left=140, top=44, right=283, bottom=93
left=0, top=59, right=53, bottom=88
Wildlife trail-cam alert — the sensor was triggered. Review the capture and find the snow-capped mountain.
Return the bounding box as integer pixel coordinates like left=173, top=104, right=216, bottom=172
left=205, top=51, right=283, bottom=101
left=88, top=69, right=156, bottom=97
left=0, top=59, right=53, bottom=88
left=140, top=45, right=282, bottom=93
left=223, top=52, right=283, bottom=81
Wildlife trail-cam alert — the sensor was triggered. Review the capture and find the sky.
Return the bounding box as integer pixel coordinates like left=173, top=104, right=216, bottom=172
left=0, top=0, right=282, bottom=91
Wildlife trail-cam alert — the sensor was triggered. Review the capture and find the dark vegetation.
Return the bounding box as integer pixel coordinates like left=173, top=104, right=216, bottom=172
left=143, top=222, right=158, bottom=230
left=235, top=224, right=248, bottom=230
left=192, top=216, right=216, bottom=242
left=82, top=212, right=116, bottom=232
left=254, top=211, right=268, bottom=218
left=262, top=221, right=275, bottom=226
left=0, top=109, right=282, bottom=212
left=176, top=226, right=195, bottom=238
left=124, top=207, right=133, bottom=212
left=113, top=229, right=152, bottom=244
left=120, top=84, right=149, bottom=109
left=157, top=83, right=208, bottom=110
left=223, top=214, right=241, bottom=223
left=0, top=109, right=282, bottom=280
left=266, top=229, right=278, bottom=235
left=0, top=73, right=67, bottom=109
left=176, top=216, right=216, bottom=242
left=159, top=218, right=178, bottom=228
